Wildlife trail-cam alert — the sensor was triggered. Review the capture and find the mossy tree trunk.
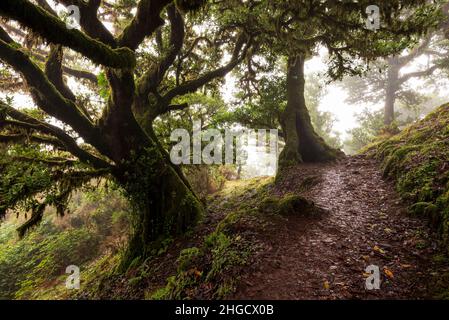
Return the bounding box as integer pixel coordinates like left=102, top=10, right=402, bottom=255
left=279, top=54, right=341, bottom=168
left=100, top=86, right=203, bottom=269
left=112, top=132, right=204, bottom=270
left=384, top=58, right=400, bottom=126
left=116, top=156, right=204, bottom=270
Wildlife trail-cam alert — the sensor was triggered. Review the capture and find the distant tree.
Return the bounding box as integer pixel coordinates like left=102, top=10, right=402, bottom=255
left=343, top=90, right=447, bottom=154
left=342, top=32, right=449, bottom=127
left=343, top=108, right=385, bottom=154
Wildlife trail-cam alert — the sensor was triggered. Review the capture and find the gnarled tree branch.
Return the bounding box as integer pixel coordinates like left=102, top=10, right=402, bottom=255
left=118, top=0, right=172, bottom=50
left=0, top=0, right=134, bottom=68
left=1, top=101, right=111, bottom=169
left=162, top=33, right=251, bottom=104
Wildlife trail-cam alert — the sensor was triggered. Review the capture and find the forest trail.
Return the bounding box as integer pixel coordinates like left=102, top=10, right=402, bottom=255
left=232, top=156, right=442, bottom=299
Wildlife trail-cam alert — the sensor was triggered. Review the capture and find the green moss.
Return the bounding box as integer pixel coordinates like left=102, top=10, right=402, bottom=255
left=259, top=196, right=281, bottom=213
left=258, top=194, right=317, bottom=216
left=278, top=194, right=316, bottom=215
left=409, top=202, right=433, bottom=216
left=147, top=284, right=171, bottom=300
left=366, top=103, right=449, bottom=253
left=148, top=230, right=251, bottom=300
left=433, top=254, right=449, bottom=264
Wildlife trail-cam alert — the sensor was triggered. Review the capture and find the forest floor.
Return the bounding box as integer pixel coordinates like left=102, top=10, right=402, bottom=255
left=230, top=155, right=449, bottom=299
left=83, top=154, right=449, bottom=300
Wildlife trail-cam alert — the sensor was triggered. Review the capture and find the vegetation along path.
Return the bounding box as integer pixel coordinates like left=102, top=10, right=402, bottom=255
left=232, top=156, right=446, bottom=299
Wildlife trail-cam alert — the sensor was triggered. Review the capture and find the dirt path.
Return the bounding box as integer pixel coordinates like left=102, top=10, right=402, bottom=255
left=232, top=155, right=444, bottom=299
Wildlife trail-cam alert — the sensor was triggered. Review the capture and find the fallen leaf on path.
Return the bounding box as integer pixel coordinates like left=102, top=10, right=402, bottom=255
left=323, top=281, right=330, bottom=290
left=373, top=245, right=386, bottom=254
left=400, top=264, right=413, bottom=269
left=361, top=255, right=370, bottom=262
left=384, top=267, right=394, bottom=279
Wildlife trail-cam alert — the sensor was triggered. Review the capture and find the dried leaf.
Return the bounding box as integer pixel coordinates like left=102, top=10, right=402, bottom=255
left=373, top=245, right=385, bottom=254
left=384, top=267, right=394, bottom=279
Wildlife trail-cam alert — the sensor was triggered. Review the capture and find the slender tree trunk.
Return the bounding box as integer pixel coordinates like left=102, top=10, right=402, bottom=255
left=279, top=54, right=341, bottom=168
left=384, top=58, right=400, bottom=126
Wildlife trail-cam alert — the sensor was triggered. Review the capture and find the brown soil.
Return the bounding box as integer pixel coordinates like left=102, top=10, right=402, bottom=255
left=232, top=155, right=447, bottom=299
left=94, top=155, right=449, bottom=300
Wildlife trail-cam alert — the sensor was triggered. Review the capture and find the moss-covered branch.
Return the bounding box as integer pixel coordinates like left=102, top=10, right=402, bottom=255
left=136, top=4, right=185, bottom=103
left=57, top=0, right=116, bottom=46
left=118, top=0, right=172, bottom=50
left=45, top=45, right=77, bottom=102
left=0, top=38, right=114, bottom=158
left=0, top=101, right=111, bottom=169
left=0, top=0, right=134, bottom=68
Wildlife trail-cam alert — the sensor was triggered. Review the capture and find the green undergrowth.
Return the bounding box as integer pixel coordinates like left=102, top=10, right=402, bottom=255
left=145, top=178, right=274, bottom=300
left=147, top=230, right=252, bottom=300
left=0, top=171, right=319, bottom=300
left=365, top=103, right=449, bottom=246
left=0, top=187, right=130, bottom=299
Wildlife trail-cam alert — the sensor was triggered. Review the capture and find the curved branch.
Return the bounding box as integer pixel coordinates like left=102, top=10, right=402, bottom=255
left=0, top=37, right=112, bottom=157
left=0, top=0, right=135, bottom=68
left=136, top=4, right=185, bottom=99
left=45, top=44, right=77, bottom=102
left=399, top=64, right=439, bottom=84
left=1, top=101, right=112, bottom=169
left=397, top=34, right=432, bottom=66
left=118, top=0, right=172, bottom=50
left=57, top=0, right=116, bottom=46
left=31, top=51, right=98, bottom=83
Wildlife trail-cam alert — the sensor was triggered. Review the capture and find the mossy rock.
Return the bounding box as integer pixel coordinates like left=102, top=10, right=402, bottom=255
left=216, top=208, right=257, bottom=233
left=278, top=194, right=317, bottom=216
left=177, top=247, right=203, bottom=272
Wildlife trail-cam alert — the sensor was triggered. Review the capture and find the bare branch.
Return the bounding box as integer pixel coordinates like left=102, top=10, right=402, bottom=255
left=1, top=101, right=111, bottom=169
